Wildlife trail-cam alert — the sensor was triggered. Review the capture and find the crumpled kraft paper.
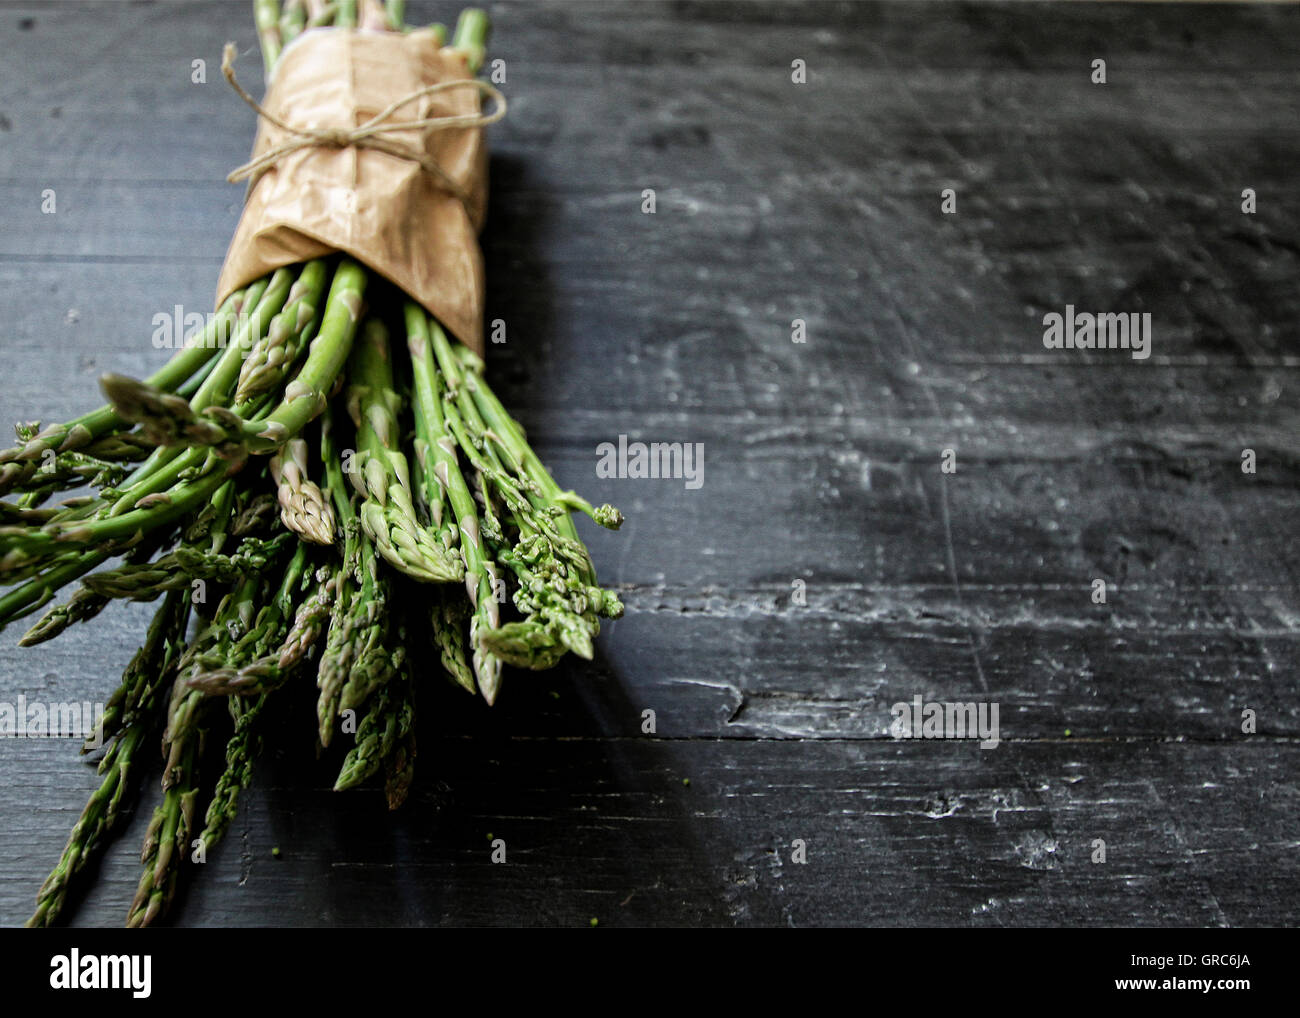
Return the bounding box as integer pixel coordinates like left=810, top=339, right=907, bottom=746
left=216, top=28, right=491, bottom=355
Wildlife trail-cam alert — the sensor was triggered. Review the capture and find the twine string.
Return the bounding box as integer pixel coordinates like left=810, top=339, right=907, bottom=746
left=221, top=42, right=507, bottom=203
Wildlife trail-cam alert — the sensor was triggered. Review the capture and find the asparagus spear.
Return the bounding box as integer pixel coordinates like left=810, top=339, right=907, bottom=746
left=89, top=589, right=193, bottom=751
left=0, top=548, right=114, bottom=629
left=345, top=317, right=463, bottom=583
left=278, top=564, right=336, bottom=667
left=25, top=579, right=193, bottom=925
left=35, top=524, right=205, bottom=930
left=235, top=258, right=328, bottom=402
left=105, top=261, right=366, bottom=458
left=0, top=449, right=237, bottom=581
left=384, top=726, right=416, bottom=809
left=2, top=338, right=284, bottom=596
left=305, top=1, right=337, bottom=28
left=101, top=261, right=327, bottom=456
left=230, top=490, right=280, bottom=538
left=406, top=305, right=503, bottom=700
left=188, top=554, right=331, bottom=696
left=0, top=501, right=59, bottom=526
left=451, top=8, right=489, bottom=74
left=270, top=436, right=335, bottom=544
left=0, top=449, right=131, bottom=499
left=127, top=727, right=203, bottom=928
left=316, top=410, right=390, bottom=744
left=338, top=619, right=404, bottom=714
left=198, top=693, right=269, bottom=850
left=428, top=320, right=620, bottom=670
left=431, top=591, right=476, bottom=695
left=80, top=533, right=291, bottom=601
left=163, top=574, right=265, bottom=780
left=385, top=0, right=405, bottom=32
left=1, top=305, right=284, bottom=579
left=26, top=723, right=149, bottom=928
left=184, top=541, right=311, bottom=695
left=334, top=661, right=413, bottom=791
left=19, top=583, right=113, bottom=646
left=0, top=285, right=255, bottom=468
left=255, top=0, right=283, bottom=78
left=460, top=345, right=623, bottom=534
left=188, top=268, right=296, bottom=415
left=280, top=0, right=307, bottom=45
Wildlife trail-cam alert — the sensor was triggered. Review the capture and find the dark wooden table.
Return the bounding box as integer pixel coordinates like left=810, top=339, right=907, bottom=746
left=1, top=0, right=1297, bottom=927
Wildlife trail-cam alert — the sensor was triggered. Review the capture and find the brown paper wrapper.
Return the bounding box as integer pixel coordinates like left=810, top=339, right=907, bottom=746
left=216, top=28, right=490, bottom=355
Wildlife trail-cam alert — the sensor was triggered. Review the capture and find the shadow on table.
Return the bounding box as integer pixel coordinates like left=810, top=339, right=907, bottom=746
left=211, top=647, right=728, bottom=928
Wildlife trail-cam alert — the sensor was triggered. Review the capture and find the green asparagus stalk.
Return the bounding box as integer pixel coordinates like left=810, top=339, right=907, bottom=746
left=184, top=258, right=367, bottom=455
left=278, top=564, right=336, bottom=668
left=0, top=284, right=255, bottom=469
left=236, top=258, right=328, bottom=403
left=346, top=317, right=463, bottom=583
left=88, top=590, right=192, bottom=751
left=461, top=346, right=623, bottom=535
left=163, top=574, right=264, bottom=779
left=334, top=662, right=413, bottom=791
left=270, top=436, right=335, bottom=544
left=385, top=0, right=405, bottom=32
left=384, top=726, right=416, bottom=809
left=255, top=0, right=283, bottom=78
left=185, top=540, right=310, bottom=689
left=316, top=410, right=389, bottom=744
left=338, top=619, right=404, bottom=714
left=280, top=0, right=306, bottom=44
left=0, top=449, right=131, bottom=499
left=0, top=548, right=113, bottom=630
left=101, top=261, right=326, bottom=458
left=80, top=533, right=291, bottom=601
left=126, top=727, right=203, bottom=928
left=0, top=449, right=237, bottom=583
left=197, top=693, right=269, bottom=850
left=407, top=305, right=503, bottom=700
left=19, top=583, right=111, bottom=646
left=429, top=321, right=616, bottom=668
left=229, top=490, right=279, bottom=539
left=451, top=7, right=489, bottom=73
left=26, top=723, right=149, bottom=928
left=305, top=1, right=338, bottom=28
left=188, top=553, right=330, bottom=696
left=431, top=591, right=476, bottom=695
left=0, top=501, right=59, bottom=526
left=1, top=279, right=282, bottom=577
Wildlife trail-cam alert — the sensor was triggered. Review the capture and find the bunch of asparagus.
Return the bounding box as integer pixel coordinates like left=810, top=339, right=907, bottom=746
left=7, top=1, right=622, bottom=928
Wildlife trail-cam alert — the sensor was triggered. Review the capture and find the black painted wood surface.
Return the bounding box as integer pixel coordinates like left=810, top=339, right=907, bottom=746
left=1, top=0, right=1298, bottom=927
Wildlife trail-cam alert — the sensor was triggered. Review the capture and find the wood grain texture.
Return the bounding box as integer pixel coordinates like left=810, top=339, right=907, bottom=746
left=0, top=0, right=1297, bottom=927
